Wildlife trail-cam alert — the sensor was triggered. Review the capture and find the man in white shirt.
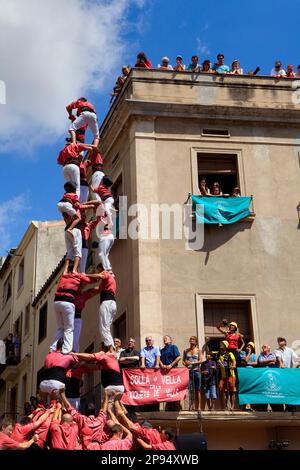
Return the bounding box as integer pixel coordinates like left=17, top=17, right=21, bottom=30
left=271, top=61, right=286, bottom=77
left=275, top=337, right=299, bottom=368
left=158, top=56, right=173, bottom=70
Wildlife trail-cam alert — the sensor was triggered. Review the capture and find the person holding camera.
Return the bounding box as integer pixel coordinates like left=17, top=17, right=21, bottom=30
left=217, top=320, right=244, bottom=365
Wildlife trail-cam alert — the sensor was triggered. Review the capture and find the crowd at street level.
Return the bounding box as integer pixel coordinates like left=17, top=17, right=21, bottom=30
left=110, top=52, right=300, bottom=101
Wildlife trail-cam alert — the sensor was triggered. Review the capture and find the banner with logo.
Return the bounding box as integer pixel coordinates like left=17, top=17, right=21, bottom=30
left=121, top=368, right=189, bottom=405
left=238, top=368, right=300, bottom=404
left=192, top=195, right=252, bottom=224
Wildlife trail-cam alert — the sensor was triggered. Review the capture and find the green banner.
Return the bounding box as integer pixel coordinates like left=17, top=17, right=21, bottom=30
left=238, top=368, right=300, bottom=404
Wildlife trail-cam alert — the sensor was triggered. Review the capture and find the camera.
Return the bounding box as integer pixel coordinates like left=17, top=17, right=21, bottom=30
left=222, top=319, right=228, bottom=326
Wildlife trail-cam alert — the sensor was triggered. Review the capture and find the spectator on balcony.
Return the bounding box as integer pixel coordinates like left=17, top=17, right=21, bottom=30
left=202, top=60, right=213, bottom=73
left=158, top=56, right=173, bottom=70
left=173, top=55, right=186, bottom=71
left=135, top=52, right=152, bottom=69
left=187, top=55, right=202, bottom=73
left=0, top=418, right=39, bottom=450
left=211, top=181, right=223, bottom=196
left=110, top=76, right=126, bottom=104
left=217, top=320, right=244, bottom=365
left=199, top=177, right=210, bottom=195
left=257, top=344, right=278, bottom=367
left=271, top=61, right=286, bottom=77
left=201, top=351, right=217, bottom=410
left=286, top=64, right=295, bottom=78
left=113, top=338, right=125, bottom=360
left=217, top=340, right=237, bottom=410
left=230, top=60, right=243, bottom=75
left=160, top=335, right=182, bottom=411
left=140, top=336, right=160, bottom=369
left=119, top=338, right=140, bottom=369
left=275, top=337, right=299, bottom=369
left=183, top=336, right=202, bottom=411
left=212, top=53, right=230, bottom=74
left=232, top=187, right=241, bottom=197
left=240, top=342, right=257, bottom=367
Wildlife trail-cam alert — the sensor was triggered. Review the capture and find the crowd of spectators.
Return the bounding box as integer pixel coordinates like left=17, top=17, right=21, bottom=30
left=110, top=52, right=300, bottom=103
left=199, top=177, right=241, bottom=197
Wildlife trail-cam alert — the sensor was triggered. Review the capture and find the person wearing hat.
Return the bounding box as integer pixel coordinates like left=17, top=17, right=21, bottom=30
left=173, top=55, right=186, bottom=71
left=230, top=60, right=243, bottom=75
left=158, top=56, right=173, bottom=70
left=240, top=342, right=257, bottom=367
left=217, top=320, right=244, bottom=365
left=217, top=341, right=236, bottom=410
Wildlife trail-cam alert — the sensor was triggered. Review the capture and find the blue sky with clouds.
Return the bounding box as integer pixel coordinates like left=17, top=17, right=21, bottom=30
left=1, top=0, right=300, bottom=256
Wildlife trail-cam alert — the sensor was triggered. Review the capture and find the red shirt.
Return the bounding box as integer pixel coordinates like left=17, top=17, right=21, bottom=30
left=50, top=421, right=78, bottom=450
left=225, top=332, right=240, bottom=350
left=134, top=424, right=162, bottom=445
left=88, top=151, right=104, bottom=173
left=93, top=352, right=120, bottom=373
left=57, top=143, right=85, bottom=166
left=74, top=288, right=97, bottom=312
left=11, top=422, right=36, bottom=443
left=60, top=192, right=80, bottom=208
left=80, top=161, right=88, bottom=185
left=100, top=272, right=116, bottom=296
left=32, top=407, right=53, bottom=448
left=68, top=408, right=107, bottom=444
left=135, top=59, right=152, bottom=69
left=67, top=99, right=96, bottom=115
left=80, top=220, right=98, bottom=241
left=152, top=441, right=176, bottom=450
left=55, top=272, right=94, bottom=302
left=100, top=436, right=132, bottom=450
left=44, top=351, right=78, bottom=369
left=95, top=184, right=112, bottom=201
left=0, top=432, right=22, bottom=450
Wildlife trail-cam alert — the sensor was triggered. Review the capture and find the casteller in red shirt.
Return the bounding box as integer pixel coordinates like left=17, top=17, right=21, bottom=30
left=50, top=419, right=79, bottom=450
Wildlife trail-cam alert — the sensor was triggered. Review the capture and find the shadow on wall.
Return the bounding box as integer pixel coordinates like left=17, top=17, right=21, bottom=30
left=194, top=221, right=253, bottom=264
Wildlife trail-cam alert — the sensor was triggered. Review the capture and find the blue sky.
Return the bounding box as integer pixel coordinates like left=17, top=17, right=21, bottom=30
left=1, top=0, right=300, bottom=256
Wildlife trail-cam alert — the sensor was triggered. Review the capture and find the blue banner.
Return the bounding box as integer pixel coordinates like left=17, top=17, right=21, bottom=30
left=238, top=368, right=300, bottom=405
left=192, top=195, right=251, bottom=224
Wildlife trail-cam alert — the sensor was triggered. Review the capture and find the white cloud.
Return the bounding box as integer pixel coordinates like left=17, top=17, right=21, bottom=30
left=0, top=0, right=142, bottom=153
left=196, top=37, right=210, bottom=57
left=0, top=193, right=31, bottom=254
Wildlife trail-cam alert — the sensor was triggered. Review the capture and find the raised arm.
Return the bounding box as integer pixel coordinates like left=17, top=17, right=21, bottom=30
left=18, top=435, right=39, bottom=450
left=60, top=389, right=72, bottom=410
left=136, top=437, right=152, bottom=450
left=32, top=407, right=54, bottom=430
left=217, top=323, right=227, bottom=335
left=72, top=352, right=96, bottom=362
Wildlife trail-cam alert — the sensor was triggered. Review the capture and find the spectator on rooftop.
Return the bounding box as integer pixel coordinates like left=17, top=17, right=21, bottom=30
left=271, top=60, right=286, bottom=77
left=187, top=55, right=202, bottom=73
left=121, top=65, right=131, bottom=79
left=110, top=76, right=125, bottom=104
left=199, top=177, right=210, bottom=195
left=212, top=53, right=230, bottom=74
left=173, top=55, right=186, bottom=71
left=158, top=56, right=173, bottom=70
left=230, top=60, right=243, bottom=75
left=296, top=65, right=300, bottom=77
left=202, top=59, right=213, bottom=73
left=211, top=181, right=223, bottom=196
left=286, top=64, right=295, bottom=78
left=135, top=51, right=152, bottom=69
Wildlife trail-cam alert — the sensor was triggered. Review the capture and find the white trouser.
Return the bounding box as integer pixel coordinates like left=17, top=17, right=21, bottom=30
left=40, top=380, right=65, bottom=394
left=65, top=228, right=82, bottom=260
left=57, top=201, right=77, bottom=218
left=104, top=385, right=125, bottom=394
left=103, top=197, right=115, bottom=226
left=98, top=234, right=114, bottom=271
left=70, top=111, right=99, bottom=140
left=73, top=318, right=82, bottom=353
left=90, top=171, right=104, bottom=200
left=63, top=164, right=80, bottom=197
left=68, top=397, right=80, bottom=410
left=80, top=185, right=89, bottom=203
left=79, top=247, right=88, bottom=272
left=99, top=300, right=117, bottom=347
left=50, top=301, right=75, bottom=354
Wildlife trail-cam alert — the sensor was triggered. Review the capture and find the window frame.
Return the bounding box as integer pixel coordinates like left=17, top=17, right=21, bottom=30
left=38, top=301, right=48, bottom=344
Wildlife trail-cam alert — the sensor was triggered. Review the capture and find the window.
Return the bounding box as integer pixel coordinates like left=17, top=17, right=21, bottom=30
left=197, top=152, right=240, bottom=196
left=3, top=274, right=12, bottom=306
left=202, top=128, right=230, bottom=137
left=13, top=315, right=22, bottom=362
left=203, top=299, right=253, bottom=351
left=38, top=302, right=47, bottom=343
left=18, top=259, right=24, bottom=291
left=24, top=303, right=30, bottom=336
left=113, top=312, right=126, bottom=346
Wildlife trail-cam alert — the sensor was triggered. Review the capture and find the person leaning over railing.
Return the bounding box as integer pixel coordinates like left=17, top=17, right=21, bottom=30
left=160, top=335, right=182, bottom=411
